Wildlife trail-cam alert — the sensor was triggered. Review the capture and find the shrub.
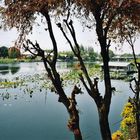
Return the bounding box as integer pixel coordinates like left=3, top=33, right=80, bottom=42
left=8, top=47, right=21, bottom=58
left=0, top=46, right=8, bottom=58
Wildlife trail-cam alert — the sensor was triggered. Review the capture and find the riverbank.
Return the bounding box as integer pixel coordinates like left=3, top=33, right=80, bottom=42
left=0, top=58, right=35, bottom=64
left=0, top=59, right=135, bottom=81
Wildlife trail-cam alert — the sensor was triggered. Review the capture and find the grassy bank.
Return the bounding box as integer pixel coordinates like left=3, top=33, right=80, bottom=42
left=0, top=58, right=34, bottom=64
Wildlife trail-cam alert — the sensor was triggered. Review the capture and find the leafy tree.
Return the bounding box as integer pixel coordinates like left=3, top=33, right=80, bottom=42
left=79, top=45, right=85, bottom=55
left=58, top=51, right=74, bottom=61
left=77, top=46, right=98, bottom=61
left=1, top=1, right=83, bottom=140
left=57, top=0, right=140, bottom=140
left=8, top=46, right=21, bottom=58
left=109, top=50, right=115, bottom=60
left=1, top=1, right=140, bottom=140
left=87, top=46, right=98, bottom=61
left=0, top=46, right=8, bottom=58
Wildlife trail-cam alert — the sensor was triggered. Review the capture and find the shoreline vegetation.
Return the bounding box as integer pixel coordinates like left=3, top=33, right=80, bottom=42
left=0, top=58, right=137, bottom=81
left=0, top=58, right=36, bottom=64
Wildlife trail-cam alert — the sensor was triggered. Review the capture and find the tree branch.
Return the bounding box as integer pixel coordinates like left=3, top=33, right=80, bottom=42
left=79, top=74, right=91, bottom=94
left=57, top=23, right=77, bottom=56
left=41, top=8, right=58, bottom=66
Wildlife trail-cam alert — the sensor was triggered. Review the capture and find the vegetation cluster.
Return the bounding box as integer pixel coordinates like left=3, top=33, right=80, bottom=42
left=57, top=47, right=116, bottom=62
left=0, top=46, right=20, bottom=58
left=112, top=101, right=138, bottom=140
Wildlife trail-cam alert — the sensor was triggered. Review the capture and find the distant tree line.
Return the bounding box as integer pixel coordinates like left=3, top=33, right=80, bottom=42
left=0, top=46, right=21, bottom=58
left=58, top=46, right=140, bottom=62
left=1, top=45, right=139, bottom=62
left=58, top=46, right=99, bottom=61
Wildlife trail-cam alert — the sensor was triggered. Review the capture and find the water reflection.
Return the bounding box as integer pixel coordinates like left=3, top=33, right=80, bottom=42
left=10, top=65, right=20, bottom=74
left=0, top=62, right=97, bottom=77
left=0, top=79, right=133, bottom=140
left=0, top=70, right=9, bottom=75
left=0, top=65, right=9, bottom=70
left=0, top=65, right=9, bottom=75
left=0, top=64, right=20, bottom=75
left=0, top=62, right=134, bottom=140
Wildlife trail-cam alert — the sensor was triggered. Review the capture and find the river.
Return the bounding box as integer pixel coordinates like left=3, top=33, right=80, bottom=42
left=0, top=62, right=133, bottom=140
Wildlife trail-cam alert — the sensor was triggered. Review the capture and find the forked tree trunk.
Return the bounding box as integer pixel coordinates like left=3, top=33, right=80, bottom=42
left=99, top=43, right=112, bottom=140
left=39, top=8, right=83, bottom=140
left=57, top=8, right=113, bottom=140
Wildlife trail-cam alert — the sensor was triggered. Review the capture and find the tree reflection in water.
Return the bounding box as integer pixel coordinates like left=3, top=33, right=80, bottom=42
left=10, top=65, right=20, bottom=74
left=0, top=64, right=20, bottom=75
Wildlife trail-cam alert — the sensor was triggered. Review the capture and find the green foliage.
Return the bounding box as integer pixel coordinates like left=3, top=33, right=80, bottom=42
left=58, top=46, right=98, bottom=62
left=136, top=58, right=140, bottom=63
left=0, top=58, right=17, bottom=63
left=0, top=46, right=8, bottom=58
left=80, top=46, right=98, bottom=61
left=8, top=47, right=21, bottom=58
left=88, top=65, right=101, bottom=77
left=0, top=58, right=32, bottom=64
left=109, top=50, right=115, bottom=59
left=58, top=51, right=74, bottom=61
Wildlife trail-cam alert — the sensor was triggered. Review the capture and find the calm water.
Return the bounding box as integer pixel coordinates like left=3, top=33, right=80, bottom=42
left=0, top=62, right=133, bottom=140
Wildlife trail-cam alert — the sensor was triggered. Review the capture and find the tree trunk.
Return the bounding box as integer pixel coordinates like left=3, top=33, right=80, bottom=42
left=99, top=40, right=112, bottom=140
left=73, top=129, right=83, bottom=140
left=102, top=50, right=112, bottom=111
left=98, top=107, right=112, bottom=140
left=40, top=8, right=83, bottom=139
left=94, top=15, right=112, bottom=139
left=136, top=66, right=140, bottom=140
left=136, top=112, right=140, bottom=140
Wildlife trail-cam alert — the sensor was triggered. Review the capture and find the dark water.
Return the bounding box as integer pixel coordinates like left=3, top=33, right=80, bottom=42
left=0, top=62, right=133, bottom=140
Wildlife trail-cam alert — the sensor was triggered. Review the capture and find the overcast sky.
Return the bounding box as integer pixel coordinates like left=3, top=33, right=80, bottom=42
left=0, top=19, right=140, bottom=54
left=0, top=0, right=140, bottom=54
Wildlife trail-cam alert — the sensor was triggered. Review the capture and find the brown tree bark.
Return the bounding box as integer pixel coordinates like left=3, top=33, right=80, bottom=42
left=98, top=103, right=112, bottom=140
left=23, top=6, right=83, bottom=140
left=40, top=7, right=83, bottom=140
left=58, top=17, right=112, bottom=139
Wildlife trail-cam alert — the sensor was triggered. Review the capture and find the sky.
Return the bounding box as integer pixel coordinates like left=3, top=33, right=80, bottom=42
left=0, top=18, right=140, bottom=55
left=0, top=0, right=140, bottom=55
